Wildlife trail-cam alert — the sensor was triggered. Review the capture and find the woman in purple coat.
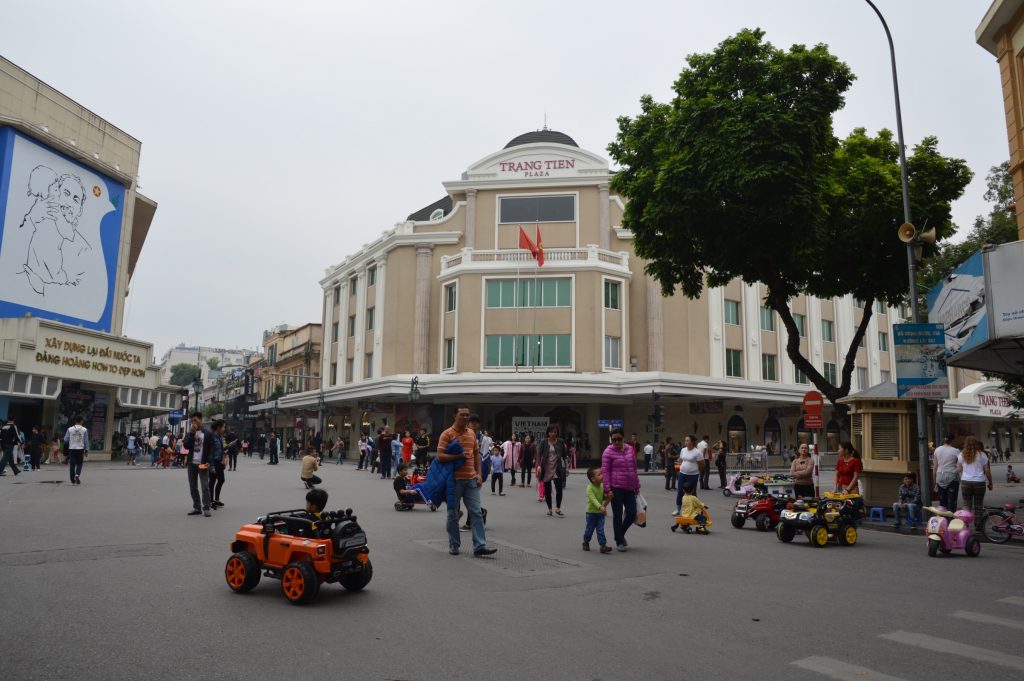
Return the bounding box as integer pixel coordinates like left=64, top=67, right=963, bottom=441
left=601, top=427, right=641, bottom=552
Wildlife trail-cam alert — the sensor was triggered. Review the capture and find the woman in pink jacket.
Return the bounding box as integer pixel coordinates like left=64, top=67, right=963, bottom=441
left=601, top=427, right=641, bottom=552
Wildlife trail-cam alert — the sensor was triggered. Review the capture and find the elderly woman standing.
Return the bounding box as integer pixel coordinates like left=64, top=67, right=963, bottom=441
left=601, top=427, right=641, bottom=552
left=790, top=443, right=815, bottom=498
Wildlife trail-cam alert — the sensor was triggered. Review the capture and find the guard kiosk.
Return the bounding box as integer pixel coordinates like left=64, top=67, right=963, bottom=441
left=837, top=382, right=937, bottom=508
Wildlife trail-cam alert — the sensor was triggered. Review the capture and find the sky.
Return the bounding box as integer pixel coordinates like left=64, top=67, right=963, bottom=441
left=0, top=0, right=1007, bottom=358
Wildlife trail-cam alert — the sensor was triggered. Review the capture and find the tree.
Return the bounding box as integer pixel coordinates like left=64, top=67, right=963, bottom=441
left=206, top=357, right=220, bottom=371
left=169, top=363, right=201, bottom=387
left=609, top=28, right=972, bottom=408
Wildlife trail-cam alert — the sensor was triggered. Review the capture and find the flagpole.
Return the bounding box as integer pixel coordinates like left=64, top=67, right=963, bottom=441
left=515, top=229, right=521, bottom=374
left=532, top=221, right=539, bottom=373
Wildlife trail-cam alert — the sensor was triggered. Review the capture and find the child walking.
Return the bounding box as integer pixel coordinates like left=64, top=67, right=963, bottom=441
left=490, top=444, right=506, bottom=495
left=583, top=468, right=613, bottom=553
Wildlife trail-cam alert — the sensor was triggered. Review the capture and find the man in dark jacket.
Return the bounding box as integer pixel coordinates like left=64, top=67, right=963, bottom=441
left=0, top=417, right=22, bottom=476
left=185, top=412, right=214, bottom=516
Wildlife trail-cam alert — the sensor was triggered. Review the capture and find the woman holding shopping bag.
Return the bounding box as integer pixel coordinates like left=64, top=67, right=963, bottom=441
left=601, top=427, right=641, bottom=552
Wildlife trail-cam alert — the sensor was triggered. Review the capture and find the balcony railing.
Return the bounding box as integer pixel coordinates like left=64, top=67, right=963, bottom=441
left=441, top=245, right=629, bottom=271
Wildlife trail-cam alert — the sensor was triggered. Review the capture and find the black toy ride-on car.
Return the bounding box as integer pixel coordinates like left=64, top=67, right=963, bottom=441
left=775, top=493, right=863, bottom=547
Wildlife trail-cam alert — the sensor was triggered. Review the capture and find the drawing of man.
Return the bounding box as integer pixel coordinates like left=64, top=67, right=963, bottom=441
left=19, top=165, right=91, bottom=295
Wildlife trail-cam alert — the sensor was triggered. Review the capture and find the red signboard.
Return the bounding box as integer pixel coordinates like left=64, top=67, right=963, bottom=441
left=802, top=390, right=824, bottom=429
left=803, top=414, right=824, bottom=429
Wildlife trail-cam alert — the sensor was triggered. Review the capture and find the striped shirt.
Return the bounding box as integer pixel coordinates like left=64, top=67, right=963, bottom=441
left=438, top=425, right=479, bottom=480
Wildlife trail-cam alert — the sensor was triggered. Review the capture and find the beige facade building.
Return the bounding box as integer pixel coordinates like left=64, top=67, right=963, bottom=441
left=273, top=130, right=1015, bottom=460
left=0, top=57, right=179, bottom=457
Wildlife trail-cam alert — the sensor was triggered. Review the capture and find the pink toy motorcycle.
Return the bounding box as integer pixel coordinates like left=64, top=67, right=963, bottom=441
left=923, top=506, right=981, bottom=557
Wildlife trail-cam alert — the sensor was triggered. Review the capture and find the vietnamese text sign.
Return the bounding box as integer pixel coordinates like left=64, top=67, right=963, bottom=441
left=512, top=417, right=549, bottom=440
left=894, top=323, right=949, bottom=399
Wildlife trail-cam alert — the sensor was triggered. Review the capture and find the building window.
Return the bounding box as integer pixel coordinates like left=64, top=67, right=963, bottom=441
left=485, top=335, right=571, bottom=368
left=821, top=319, right=834, bottom=342
left=793, top=313, right=806, bottom=337
left=366, top=307, right=374, bottom=331
left=347, top=315, right=356, bottom=337
left=858, top=334, right=865, bottom=348
left=331, top=322, right=339, bottom=343
left=761, top=353, right=777, bottom=381
left=349, top=275, right=357, bottom=291
left=498, top=195, right=575, bottom=223
left=364, top=354, right=373, bottom=379
left=330, top=363, right=337, bottom=385
left=443, top=339, right=455, bottom=370
left=604, top=336, right=622, bottom=369
left=875, top=300, right=885, bottom=314
left=881, top=369, right=891, bottom=383
left=267, top=344, right=277, bottom=365
left=367, top=266, right=377, bottom=287
left=485, top=278, right=570, bottom=308
left=445, top=284, right=457, bottom=313
left=794, top=366, right=808, bottom=384
left=856, top=367, right=867, bottom=390
left=333, top=285, right=341, bottom=305
left=853, top=297, right=864, bottom=309
left=878, top=331, right=889, bottom=352
left=724, top=299, right=741, bottom=325
left=759, top=307, right=775, bottom=332
left=824, top=362, right=837, bottom=385
left=604, top=281, right=621, bottom=310
left=725, top=349, right=743, bottom=377
left=346, top=358, right=353, bottom=382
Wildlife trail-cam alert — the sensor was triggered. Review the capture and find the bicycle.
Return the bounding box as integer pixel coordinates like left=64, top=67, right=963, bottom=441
left=982, top=503, right=1024, bottom=544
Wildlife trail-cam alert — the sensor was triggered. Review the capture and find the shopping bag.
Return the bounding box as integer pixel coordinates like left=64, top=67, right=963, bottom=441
left=636, top=493, right=648, bottom=527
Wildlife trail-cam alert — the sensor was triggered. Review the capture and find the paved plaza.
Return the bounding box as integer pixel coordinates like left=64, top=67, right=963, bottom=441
left=2, top=456, right=1023, bottom=681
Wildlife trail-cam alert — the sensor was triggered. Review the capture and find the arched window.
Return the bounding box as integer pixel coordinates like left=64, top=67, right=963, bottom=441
left=796, top=419, right=811, bottom=447
left=763, top=417, right=781, bottom=454
left=826, top=418, right=841, bottom=453
left=727, top=415, right=747, bottom=454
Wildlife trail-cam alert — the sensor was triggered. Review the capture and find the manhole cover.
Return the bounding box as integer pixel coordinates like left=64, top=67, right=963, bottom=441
left=418, top=539, right=588, bottom=576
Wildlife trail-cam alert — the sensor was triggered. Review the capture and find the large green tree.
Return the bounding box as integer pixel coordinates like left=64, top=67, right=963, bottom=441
left=169, top=363, right=201, bottom=387
left=609, top=29, right=972, bottom=407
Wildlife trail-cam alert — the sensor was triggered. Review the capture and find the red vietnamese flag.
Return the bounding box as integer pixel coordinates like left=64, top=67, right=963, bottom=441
left=535, top=225, right=544, bottom=267
left=518, top=226, right=538, bottom=258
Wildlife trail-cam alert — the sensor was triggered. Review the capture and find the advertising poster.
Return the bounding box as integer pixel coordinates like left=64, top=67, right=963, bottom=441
left=926, top=252, right=988, bottom=359
left=512, top=416, right=550, bottom=443
left=0, top=128, right=124, bottom=332
left=893, top=323, right=949, bottom=399
left=986, top=240, right=1024, bottom=339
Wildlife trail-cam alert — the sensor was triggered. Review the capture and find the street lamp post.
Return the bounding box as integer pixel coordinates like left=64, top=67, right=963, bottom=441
left=864, top=0, right=932, bottom=504
left=407, top=376, right=420, bottom=432
left=192, top=378, right=203, bottom=418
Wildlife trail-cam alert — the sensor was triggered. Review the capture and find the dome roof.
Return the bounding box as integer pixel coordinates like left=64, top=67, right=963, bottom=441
left=504, top=129, right=578, bottom=149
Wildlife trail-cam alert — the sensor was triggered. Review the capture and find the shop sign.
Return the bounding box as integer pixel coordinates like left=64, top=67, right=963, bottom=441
left=689, top=401, right=723, bottom=414
left=23, top=325, right=153, bottom=388
left=977, top=392, right=1015, bottom=418
left=498, top=158, right=576, bottom=177
left=512, top=417, right=549, bottom=440
left=894, top=323, right=949, bottom=399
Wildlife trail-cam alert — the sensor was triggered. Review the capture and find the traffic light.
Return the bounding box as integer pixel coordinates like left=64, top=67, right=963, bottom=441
left=653, top=404, right=665, bottom=428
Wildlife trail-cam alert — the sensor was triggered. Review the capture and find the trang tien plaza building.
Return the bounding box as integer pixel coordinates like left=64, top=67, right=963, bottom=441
left=263, top=130, right=1020, bottom=462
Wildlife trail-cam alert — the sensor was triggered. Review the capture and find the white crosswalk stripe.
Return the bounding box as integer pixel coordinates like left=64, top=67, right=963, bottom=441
left=998, top=596, right=1024, bottom=606
left=879, top=631, right=1024, bottom=672
left=951, top=610, right=1024, bottom=631
left=792, top=656, right=909, bottom=681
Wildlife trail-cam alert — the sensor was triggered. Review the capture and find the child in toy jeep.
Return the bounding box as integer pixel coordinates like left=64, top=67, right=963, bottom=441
left=225, top=489, right=372, bottom=605
left=775, top=492, right=863, bottom=547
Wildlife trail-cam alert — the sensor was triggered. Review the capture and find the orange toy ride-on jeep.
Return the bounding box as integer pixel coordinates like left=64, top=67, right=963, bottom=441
left=225, top=507, right=371, bottom=605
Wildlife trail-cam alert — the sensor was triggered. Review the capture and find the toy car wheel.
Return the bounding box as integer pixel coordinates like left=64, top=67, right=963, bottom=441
left=281, top=561, right=320, bottom=604
left=755, top=514, right=772, bottom=532
left=965, top=535, right=981, bottom=557
left=927, top=538, right=940, bottom=557
left=730, top=514, right=745, bottom=529
left=340, top=560, right=373, bottom=591
left=394, top=502, right=403, bottom=512
left=837, top=523, right=857, bottom=546
left=429, top=503, right=437, bottom=512
left=722, top=489, right=732, bottom=497
left=776, top=523, right=795, bottom=543
left=225, top=551, right=261, bottom=593
left=807, top=523, right=829, bottom=548
left=671, top=524, right=677, bottom=532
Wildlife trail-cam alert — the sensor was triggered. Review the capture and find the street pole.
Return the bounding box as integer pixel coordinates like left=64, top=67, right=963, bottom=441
left=865, top=0, right=932, bottom=505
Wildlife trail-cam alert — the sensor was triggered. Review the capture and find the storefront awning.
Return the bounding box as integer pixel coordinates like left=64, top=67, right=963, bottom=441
left=0, top=370, right=61, bottom=400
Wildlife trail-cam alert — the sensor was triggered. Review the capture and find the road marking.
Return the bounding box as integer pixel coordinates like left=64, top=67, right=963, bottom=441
left=792, top=656, right=908, bottom=681
left=999, top=596, right=1024, bottom=606
left=880, top=631, right=1024, bottom=671
left=952, top=610, right=1024, bottom=631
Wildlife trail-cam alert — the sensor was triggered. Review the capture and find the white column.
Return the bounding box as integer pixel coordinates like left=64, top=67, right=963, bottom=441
left=807, top=296, right=823, bottom=374
left=465, top=188, right=477, bottom=249
left=337, top=281, right=349, bottom=383
left=834, top=295, right=856, bottom=383
left=372, top=260, right=386, bottom=379
left=742, top=283, right=761, bottom=381
left=708, top=286, right=725, bottom=378
left=867, top=304, right=880, bottom=385
left=646, top=276, right=663, bottom=372
left=780, top=299, right=795, bottom=384
left=598, top=183, right=610, bottom=250
left=321, top=287, right=334, bottom=385
left=353, top=272, right=367, bottom=382
left=413, top=245, right=433, bottom=374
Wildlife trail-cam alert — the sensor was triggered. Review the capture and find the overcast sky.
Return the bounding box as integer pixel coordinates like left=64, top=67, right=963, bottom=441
left=1, top=0, right=1006, bottom=358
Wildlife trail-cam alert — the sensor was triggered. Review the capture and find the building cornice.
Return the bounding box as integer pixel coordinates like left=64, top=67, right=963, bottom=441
left=319, top=230, right=463, bottom=288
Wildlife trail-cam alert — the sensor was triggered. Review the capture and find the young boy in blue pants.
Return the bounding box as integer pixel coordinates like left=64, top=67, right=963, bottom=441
left=583, top=468, right=613, bottom=553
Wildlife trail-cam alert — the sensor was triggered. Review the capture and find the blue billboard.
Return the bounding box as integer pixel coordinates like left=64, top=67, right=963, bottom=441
left=926, top=251, right=989, bottom=359
left=0, top=127, right=124, bottom=332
